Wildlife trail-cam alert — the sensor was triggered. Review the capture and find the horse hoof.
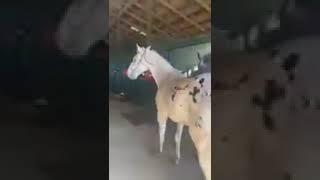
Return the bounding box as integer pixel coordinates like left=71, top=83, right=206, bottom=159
left=148, top=148, right=161, bottom=156
left=175, top=159, right=180, bottom=165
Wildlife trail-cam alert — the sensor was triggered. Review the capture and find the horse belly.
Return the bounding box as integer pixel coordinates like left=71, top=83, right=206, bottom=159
left=193, top=98, right=211, bottom=133
left=168, top=93, right=192, bottom=126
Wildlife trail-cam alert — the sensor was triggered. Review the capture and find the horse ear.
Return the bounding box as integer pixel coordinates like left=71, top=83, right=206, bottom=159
left=136, top=44, right=143, bottom=53
left=279, top=0, right=295, bottom=17
left=197, top=52, right=202, bottom=62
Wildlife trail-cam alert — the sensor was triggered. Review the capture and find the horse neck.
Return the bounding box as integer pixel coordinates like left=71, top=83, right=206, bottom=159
left=147, top=51, right=182, bottom=87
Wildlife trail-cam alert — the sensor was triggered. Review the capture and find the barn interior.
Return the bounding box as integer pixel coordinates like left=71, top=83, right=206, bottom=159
left=213, top=0, right=320, bottom=179
left=108, top=0, right=211, bottom=179
left=0, top=0, right=106, bottom=179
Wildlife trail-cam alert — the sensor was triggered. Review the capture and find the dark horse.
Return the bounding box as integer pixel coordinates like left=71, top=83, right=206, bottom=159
left=191, top=52, right=249, bottom=90
left=197, top=52, right=211, bottom=74
left=183, top=52, right=211, bottom=78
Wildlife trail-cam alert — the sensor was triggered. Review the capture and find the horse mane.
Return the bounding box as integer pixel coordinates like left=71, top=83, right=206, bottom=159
left=149, top=49, right=175, bottom=69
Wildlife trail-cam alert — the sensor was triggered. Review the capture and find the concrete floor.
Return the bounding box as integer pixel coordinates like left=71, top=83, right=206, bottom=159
left=109, top=97, right=203, bottom=180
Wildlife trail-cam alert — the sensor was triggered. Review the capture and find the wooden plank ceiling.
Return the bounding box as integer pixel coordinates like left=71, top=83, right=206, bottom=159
left=109, top=0, right=211, bottom=42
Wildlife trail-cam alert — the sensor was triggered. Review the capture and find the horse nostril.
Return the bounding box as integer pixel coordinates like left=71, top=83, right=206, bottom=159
left=123, top=69, right=129, bottom=76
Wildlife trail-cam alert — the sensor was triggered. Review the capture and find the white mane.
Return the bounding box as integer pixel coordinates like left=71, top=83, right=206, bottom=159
left=142, top=49, right=183, bottom=86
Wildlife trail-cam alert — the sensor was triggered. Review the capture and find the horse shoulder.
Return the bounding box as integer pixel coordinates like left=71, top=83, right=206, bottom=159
left=155, top=86, right=172, bottom=110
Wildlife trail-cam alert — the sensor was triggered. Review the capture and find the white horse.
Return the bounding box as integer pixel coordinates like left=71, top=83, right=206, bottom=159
left=127, top=44, right=211, bottom=180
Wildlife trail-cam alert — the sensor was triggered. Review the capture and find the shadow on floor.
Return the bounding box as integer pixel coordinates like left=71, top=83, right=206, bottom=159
left=120, top=104, right=157, bottom=126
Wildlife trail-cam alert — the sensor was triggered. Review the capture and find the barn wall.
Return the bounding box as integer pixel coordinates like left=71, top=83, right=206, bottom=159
left=214, top=0, right=283, bottom=32
left=168, top=42, right=211, bottom=71
left=213, top=28, right=245, bottom=54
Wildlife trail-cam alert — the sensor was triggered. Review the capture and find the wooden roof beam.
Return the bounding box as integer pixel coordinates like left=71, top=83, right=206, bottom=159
left=120, top=18, right=158, bottom=39
left=124, top=11, right=172, bottom=38
left=145, top=0, right=154, bottom=43
left=110, top=0, right=139, bottom=29
left=117, top=24, right=141, bottom=41
left=182, top=18, right=211, bottom=31
left=158, top=0, right=206, bottom=32
left=193, top=0, right=211, bottom=13
left=133, top=2, right=187, bottom=38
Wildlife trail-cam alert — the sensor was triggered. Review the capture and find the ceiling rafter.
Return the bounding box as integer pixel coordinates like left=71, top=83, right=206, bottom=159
left=124, top=11, right=172, bottom=37
left=193, top=0, right=211, bottom=13
left=109, top=0, right=211, bottom=43
left=110, top=0, right=140, bottom=29
left=158, top=0, right=206, bottom=32
left=120, top=18, right=161, bottom=39
left=145, top=0, right=154, bottom=43
left=117, top=23, right=142, bottom=40
left=133, top=2, right=190, bottom=38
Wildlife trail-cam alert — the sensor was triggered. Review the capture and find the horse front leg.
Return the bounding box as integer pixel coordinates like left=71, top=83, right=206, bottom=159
left=157, top=112, right=168, bottom=153
left=175, top=123, right=184, bottom=165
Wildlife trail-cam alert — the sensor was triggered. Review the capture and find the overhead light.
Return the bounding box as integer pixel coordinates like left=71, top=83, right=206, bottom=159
left=130, top=26, right=147, bottom=36
left=140, top=31, right=147, bottom=36
left=130, top=26, right=139, bottom=32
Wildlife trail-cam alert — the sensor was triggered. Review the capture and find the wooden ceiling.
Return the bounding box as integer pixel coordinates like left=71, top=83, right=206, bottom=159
left=109, top=0, right=211, bottom=42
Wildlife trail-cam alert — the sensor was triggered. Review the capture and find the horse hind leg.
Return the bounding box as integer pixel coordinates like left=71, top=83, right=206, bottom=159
left=175, top=123, right=184, bottom=165
left=157, top=112, right=168, bottom=153
left=198, top=147, right=211, bottom=180
left=189, top=127, right=212, bottom=180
